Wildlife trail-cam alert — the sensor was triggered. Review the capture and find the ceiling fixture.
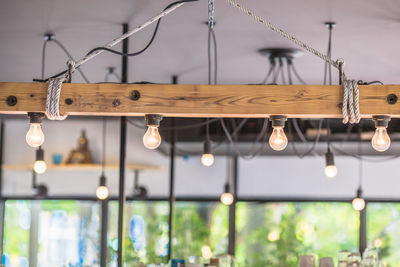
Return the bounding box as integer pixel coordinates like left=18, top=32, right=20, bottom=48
left=143, top=114, right=163, bottom=150
left=269, top=115, right=288, bottom=151
left=371, top=116, right=391, bottom=152
left=96, top=118, right=109, bottom=200
left=201, top=139, right=214, bottom=167
left=33, top=147, right=47, bottom=174
left=220, top=183, right=234, bottom=206
left=26, top=112, right=45, bottom=148
left=324, top=147, right=337, bottom=178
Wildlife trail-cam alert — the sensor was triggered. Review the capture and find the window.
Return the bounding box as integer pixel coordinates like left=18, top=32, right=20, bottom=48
left=107, top=201, right=170, bottom=266
left=367, top=203, right=400, bottom=266
left=3, top=200, right=101, bottom=267
left=172, top=202, right=229, bottom=260
left=236, top=202, right=359, bottom=267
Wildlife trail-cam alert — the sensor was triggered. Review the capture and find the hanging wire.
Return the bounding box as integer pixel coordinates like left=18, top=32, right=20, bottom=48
left=101, top=117, right=107, bottom=176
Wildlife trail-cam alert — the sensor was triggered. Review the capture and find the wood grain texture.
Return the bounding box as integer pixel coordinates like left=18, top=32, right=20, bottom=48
left=0, top=82, right=399, bottom=118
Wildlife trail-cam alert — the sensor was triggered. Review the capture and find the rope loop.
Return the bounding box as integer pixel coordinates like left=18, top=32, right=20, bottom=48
left=65, top=60, right=76, bottom=83
left=342, top=76, right=360, bottom=124
left=45, top=77, right=68, bottom=121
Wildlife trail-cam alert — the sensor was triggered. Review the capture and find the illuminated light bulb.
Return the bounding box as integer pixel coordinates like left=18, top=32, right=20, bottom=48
left=201, top=140, right=214, bottom=167
left=201, top=154, right=214, bottom=167
left=325, top=149, right=337, bottom=178
left=33, top=147, right=47, bottom=174
left=34, top=160, right=47, bottom=174
left=267, top=230, right=280, bottom=242
left=26, top=113, right=45, bottom=148
left=371, top=116, right=391, bottom=152
left=352, top=197, right=365, bottom=211
left=96, top=175, right=109, bottom=200
left=352, top=189, right=365, bottom=211
left=96, top=186, right=109, bottom=200
left=220, top=192, right=234, bottom=206
left=143, top=114, right=163, bottom=150
left=374, top=238, right=382, bottom=248
left=269, top=116, right=288, bottom=151
left=201, top=245, right=212, bottom=260
left=220, top=183, right=234, bottom=206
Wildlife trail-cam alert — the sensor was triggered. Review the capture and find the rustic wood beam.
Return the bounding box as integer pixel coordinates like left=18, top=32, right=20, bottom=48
left=0, top=82, right=399, bottom=118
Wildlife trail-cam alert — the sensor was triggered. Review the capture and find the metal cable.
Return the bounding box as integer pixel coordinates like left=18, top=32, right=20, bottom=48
left=226, top=0, right=340, bottom=69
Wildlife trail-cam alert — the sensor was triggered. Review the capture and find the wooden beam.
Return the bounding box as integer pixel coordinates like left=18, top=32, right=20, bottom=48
left=0, top=82, right=399, bottom=118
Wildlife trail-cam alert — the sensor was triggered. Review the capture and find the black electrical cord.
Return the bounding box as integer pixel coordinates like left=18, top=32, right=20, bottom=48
left=85, top=0, right=199, bottom=58
left=101, top=117, right=107, bottom=175
left=38, top=38, right=90, bottom=83
left=35, top=0, right=199, bottom=83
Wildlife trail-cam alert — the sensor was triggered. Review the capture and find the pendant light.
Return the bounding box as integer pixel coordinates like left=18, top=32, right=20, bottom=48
left=352, top=135, right=365, bottom=211
left=143, top=114, right=163, bottom=150
left=26, top=112, right=45, bottom=148
left=201, top=119, right=214, bottom=167
left=96, top=117, right=109, bottom=200
left=269, top=115, right=288, bottom=151
left=324, top=121, right=337, bottom=178
left=371, top=116, right=391, bottom=152
left=220, top=183, right=234, bottom=206
left=33, top=147, right=47, bottom=174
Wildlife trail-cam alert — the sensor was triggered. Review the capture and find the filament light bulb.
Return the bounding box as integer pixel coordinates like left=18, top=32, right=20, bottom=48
left=324, top=149, right=337, bottom=178
left=34, top=160, right=47, bottom=174
left=143, top=126, right=161, bottom=149
left=269, top=127, right=288, bottom=151
left=26, top=113, right=45, bottom=148
left=371, top=127, right=390, bottom=152
left=96, top=186, right=109, bottom=200
left=96, top=175, right=109, bottom=200
left=352, top=197, right=365, bottom=211
left=371, top=116, right=391, bottom=152
left=201, top=154, right=214, bottom=167
left=143, top=115, right=163, bottom=150
left=220, top=192, right=234, bottom=206
left=269, top=116, right=288, bottom=151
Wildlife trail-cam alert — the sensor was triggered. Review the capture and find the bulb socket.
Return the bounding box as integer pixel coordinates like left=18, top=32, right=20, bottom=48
left=99, top=175, right=106, bottom=186
left=372, top=115, right=390, bottom=128
left=203, top=139, right=212, bottom=154
left=145, top=114, right=162, bottom=127
left=325, top=150, right=335, bottom=166
left=356, top=188, right=363, bottom=198
left=224, top=183, right=230, bottom=193
left=28, top=112, right=45, bottom=124
left=36, top=147, right=44, bottom=161
left=270, top=115, right=287, bottom=128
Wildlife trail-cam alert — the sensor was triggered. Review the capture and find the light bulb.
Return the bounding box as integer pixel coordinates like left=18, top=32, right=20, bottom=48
left=201, top=245, right=212, bottom=259
left=143, top=126, right=161, bottom=149
left=269, top=127, right=288, bottom=151
left=371, top=127, right=390, bottom=152
left=201, top=153, right=214, bottom=167
left=26, top=123, right=45, bottom=148
left=33, top=160, right=47, bottom=174
left=267, top=230, right=280, bottom=242
left=220, top=192, right=234, bottom=206
left=352, top=197, right=365, bottom=211
left=325, top=165, right=338, bottom=178
left=96, top=186, right=109, bottom=200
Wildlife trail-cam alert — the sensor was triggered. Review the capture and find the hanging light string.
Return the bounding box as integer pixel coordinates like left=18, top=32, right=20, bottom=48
left=101, top=117, right=107, bottom=176
left=226, top=0, right=360, bottom=124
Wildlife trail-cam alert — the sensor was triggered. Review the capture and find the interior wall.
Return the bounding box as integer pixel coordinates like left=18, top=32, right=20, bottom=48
left=2, top=118, right=400, bottom=199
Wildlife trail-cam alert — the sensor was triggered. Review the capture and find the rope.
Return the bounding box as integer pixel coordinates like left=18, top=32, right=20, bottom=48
left=46, top=77, right=68, bottom=120
left=226, top=0, right=360, bottom=124
left=208, top=0, right=215, bottom=29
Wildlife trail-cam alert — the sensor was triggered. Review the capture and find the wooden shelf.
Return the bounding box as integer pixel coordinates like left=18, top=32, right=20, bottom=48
left=3, top=163, right=161, bottom=171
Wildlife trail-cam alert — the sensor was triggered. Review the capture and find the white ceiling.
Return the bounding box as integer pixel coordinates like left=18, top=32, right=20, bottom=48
left=0, top=0, right=399, bottom=84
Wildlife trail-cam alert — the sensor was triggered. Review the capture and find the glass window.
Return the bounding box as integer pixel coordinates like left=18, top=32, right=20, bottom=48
left=107, top=201, right=170, bottom=266
left=367, top=202, right=400, bottom=266
left=172, top=202, right=229, bottom=261
left=236, top=202, right=359, bottom=267
left=3, top=200, right=100, bottom=267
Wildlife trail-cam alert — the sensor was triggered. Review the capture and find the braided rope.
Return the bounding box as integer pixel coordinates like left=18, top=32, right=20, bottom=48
left=46, top=77, right=68, bottom=120
left=342, top=78, right=360, bottom=124
left=208, top=0, right=215, bottom=28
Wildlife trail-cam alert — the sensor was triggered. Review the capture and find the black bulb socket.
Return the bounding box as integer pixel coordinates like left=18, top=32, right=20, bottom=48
left=270, top=115, right=287, bottom=128
left=28, top=112, right=45, bottom=124
left=145, top=114, right=162, bottom=127
left=36, top=147, right=44, bottom=161
left=372, top=115, right=390, bottom=128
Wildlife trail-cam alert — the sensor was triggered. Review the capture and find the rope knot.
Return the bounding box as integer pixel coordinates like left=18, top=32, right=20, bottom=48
left=46, top=77, right=68, bottom=121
